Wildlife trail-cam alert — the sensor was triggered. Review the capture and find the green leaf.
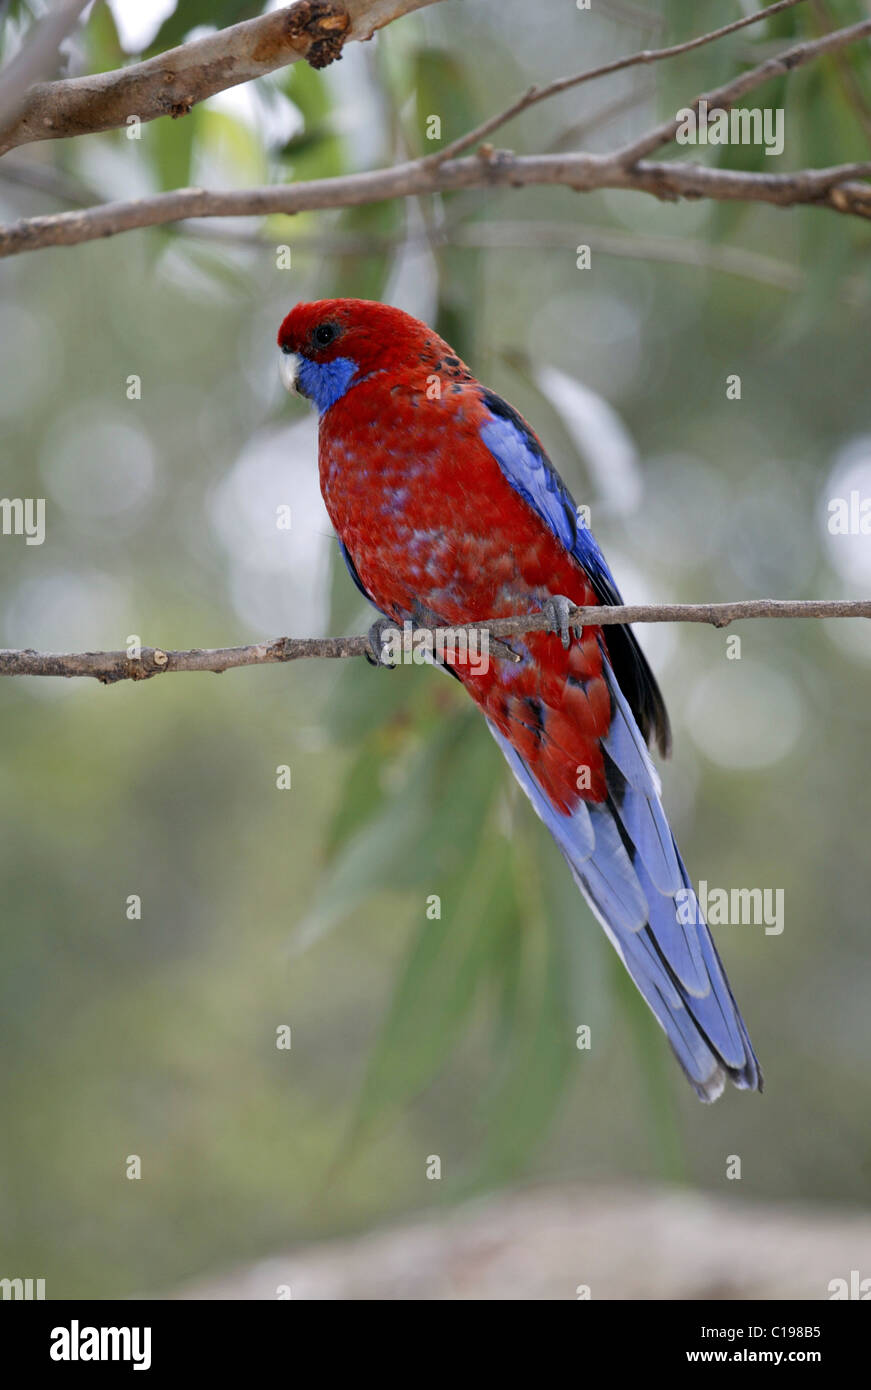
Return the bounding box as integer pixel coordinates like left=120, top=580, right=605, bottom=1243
left=294, top=708, right=502, bottom=950
left=152, top=105, right=198, bottom=192
left=466, top=816, right=575, bottom=1182
left=329, top=199, right=404, bottom=303
left=434, top=249, right=481, bottom=368
left=475, top=954, right=574, bottom=1184
left=323, top=733, right=390, bottom=861
left=85, top=0, right=124, bottom=74
left=322, top=650, right=437, bottom=745
left=282, top=56, right=334, bottom=124
left=277, top=61, right=345, bottom=183
left=351, top=829, right=516, bottom=1138
left=413, top=47, right=480, bottom=157
left=774, top=61, right=865, bottom=336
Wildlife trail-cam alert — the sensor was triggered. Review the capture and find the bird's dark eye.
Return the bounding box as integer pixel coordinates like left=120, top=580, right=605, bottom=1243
left=313, top=322, right=339, bottom=347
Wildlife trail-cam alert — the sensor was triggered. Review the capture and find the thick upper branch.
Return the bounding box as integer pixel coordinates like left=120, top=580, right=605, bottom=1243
left=0, top=0, right=442, bottom=156
left=3, top=2, right=871, bottom=253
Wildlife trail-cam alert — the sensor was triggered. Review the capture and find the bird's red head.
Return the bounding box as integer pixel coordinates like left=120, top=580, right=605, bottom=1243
left=277, top=298, right=462, bottom=410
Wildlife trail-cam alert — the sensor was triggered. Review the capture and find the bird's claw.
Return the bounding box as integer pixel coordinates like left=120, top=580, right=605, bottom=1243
left=543, top=594, right=581, bottom=650
left=365, top=618, right=398, bottom=668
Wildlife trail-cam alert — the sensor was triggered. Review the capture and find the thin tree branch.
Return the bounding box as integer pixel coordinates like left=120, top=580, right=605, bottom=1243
left=0, top=147, right=850, bottom=298
left=4, top=146, right=871, bottom=257
left=2, top=600, right=868, bottom=683
left=613, top=14, right=871, bottom=166
left=3, top=3, right=871, bottom=253
left=423, top=0, right=809, bottom=169
left=0, top=0, right=444, bottom=156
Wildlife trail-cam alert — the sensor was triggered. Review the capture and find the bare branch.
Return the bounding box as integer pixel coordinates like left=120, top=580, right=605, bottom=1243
left=4, top=145, right=871, bottom=257
left=3, top=2, right=871, bottom=254
left=424, top=0, right=809, bottom=168
left=613, top=14, right=871, bottom=165
left=0, top=155, right=836, bottom=298
left=2, top=600, right=868, bottom=683
left=0, top=0, right=444, bottom=156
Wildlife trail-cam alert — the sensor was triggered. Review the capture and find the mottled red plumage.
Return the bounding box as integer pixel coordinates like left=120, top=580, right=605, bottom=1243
left=277, top=297, right=762, bottom=1100
left=281, top=298, right=609, bottom=810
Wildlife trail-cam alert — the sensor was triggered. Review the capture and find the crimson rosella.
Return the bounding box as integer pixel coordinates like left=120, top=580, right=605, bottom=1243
left=277, top=298, right=762, bottom=1102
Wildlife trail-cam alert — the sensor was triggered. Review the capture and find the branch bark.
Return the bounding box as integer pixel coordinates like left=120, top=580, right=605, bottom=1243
left=425, top=0, right=810, bottom=168
left=3, top=147, right=870, bottom=257
left=3, top=4, right=871, bottom=255
left=0, top=0, right=443, bottom=156
left=613, top=13, right=871, bottom=165
left=1, top=600, right=868, bottom=683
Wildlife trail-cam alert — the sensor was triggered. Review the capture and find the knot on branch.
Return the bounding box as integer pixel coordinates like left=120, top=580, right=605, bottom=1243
left=98, top=649, right=169, bottom=684
left=286, top=0, right=351, bottom=70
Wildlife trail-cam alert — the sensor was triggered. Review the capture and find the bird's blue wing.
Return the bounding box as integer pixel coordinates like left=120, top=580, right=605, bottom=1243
left=477, top=387, right=761, bottom=1099
left=478, top=387, right=670, bottom=754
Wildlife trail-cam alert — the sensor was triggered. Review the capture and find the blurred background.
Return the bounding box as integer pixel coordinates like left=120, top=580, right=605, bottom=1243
left=1, top=0, right=870, bottom=1299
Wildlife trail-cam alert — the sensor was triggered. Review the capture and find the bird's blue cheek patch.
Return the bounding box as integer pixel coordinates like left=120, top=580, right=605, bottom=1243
left=299, top=356, right=359, bottom=413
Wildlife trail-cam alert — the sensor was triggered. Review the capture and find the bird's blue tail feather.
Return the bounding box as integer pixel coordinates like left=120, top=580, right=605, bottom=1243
left=487, top=662, right=762, bottom=1101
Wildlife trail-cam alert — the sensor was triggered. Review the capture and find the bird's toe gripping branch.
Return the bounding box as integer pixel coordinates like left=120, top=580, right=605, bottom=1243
left=543, top=594, right=582, bottom=650
left=365, top=618, right=399, bottom=669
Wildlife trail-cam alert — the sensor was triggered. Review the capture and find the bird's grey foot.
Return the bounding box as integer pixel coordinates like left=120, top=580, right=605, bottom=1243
left=543, top=594, right=581, bottom=650
left=365, top=618, right=399, bottom=668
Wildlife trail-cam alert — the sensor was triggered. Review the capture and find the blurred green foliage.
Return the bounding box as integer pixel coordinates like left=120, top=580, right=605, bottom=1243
left=0, top=0, right=870, bottom=1297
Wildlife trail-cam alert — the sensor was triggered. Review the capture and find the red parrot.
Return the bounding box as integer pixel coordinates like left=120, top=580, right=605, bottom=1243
left=277, top=298, right=762, bottom=1102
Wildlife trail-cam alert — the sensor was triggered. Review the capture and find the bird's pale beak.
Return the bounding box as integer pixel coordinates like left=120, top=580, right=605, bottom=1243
left=279, top=350, right=302, bottom=394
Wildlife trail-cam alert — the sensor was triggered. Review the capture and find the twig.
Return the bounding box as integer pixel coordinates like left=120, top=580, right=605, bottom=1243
left=423, top=0, right=809, bottom=168
left=1, top=600, right=868, bottom=683
left=3, top=3, right=871, bottom=254
left=613, top=14, right=871, bottom=166
left=4, top=146, right=871, bottom=258
left=0, top=0, right=445, bottom=156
